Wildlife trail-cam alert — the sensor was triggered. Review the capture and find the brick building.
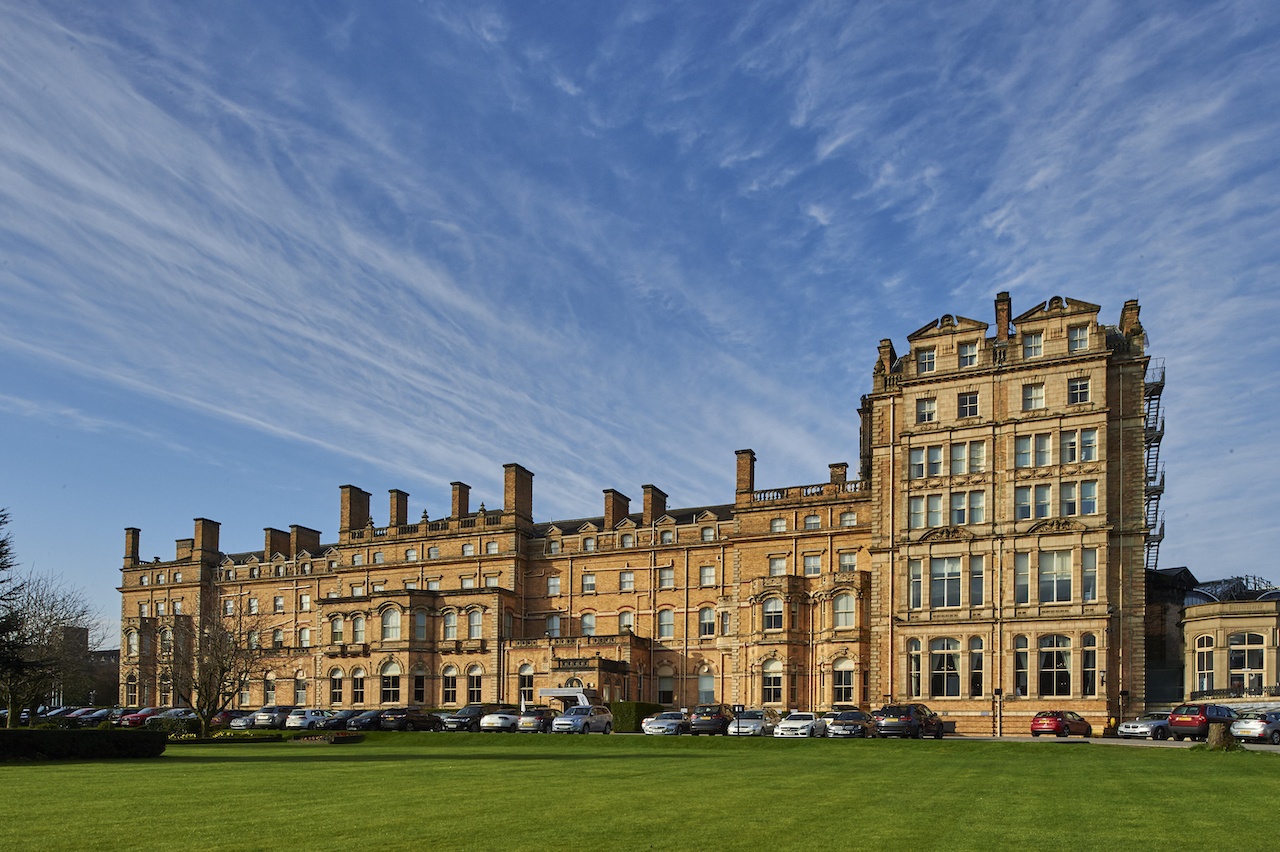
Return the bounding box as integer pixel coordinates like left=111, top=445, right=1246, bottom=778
left=117, top=293, right=1159, bottom=733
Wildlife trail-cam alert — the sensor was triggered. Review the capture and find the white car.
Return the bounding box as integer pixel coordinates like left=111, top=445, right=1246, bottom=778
left=642, top=711, right=690, bottom=735
left=479, top=708, right=522, bottom=732
left=773, top=712, right=826, bottom=738
left=284, top=708, right=333, bottom=730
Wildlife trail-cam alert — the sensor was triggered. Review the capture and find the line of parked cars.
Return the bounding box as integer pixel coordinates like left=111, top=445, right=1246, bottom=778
left=639, top=704, right=932, bottom=739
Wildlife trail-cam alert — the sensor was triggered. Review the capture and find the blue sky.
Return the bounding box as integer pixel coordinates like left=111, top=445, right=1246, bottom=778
left=2, top=0, right=1278, bottom=643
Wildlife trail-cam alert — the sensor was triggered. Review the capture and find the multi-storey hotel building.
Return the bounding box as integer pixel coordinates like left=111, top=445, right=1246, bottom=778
left=117, top=293, right=1158, bottom=733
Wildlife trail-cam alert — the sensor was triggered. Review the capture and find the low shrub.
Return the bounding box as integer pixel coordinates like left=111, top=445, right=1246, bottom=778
left=609, top=701, right=664, bottom=733
left=0, top=729, right=167, bottom=761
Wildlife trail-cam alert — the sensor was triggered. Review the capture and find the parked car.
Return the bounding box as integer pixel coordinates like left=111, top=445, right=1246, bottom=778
left=774, top=712, right=826, bottom=738
left=251, top=705, right=298, bottom=729
left=346, top=710, right=390, bottom=731
left=443, top=704, right=500, bottom=732
left=146, top=708, right=199, bottom=729
left=284, top=708, right=335, bottom=730
left=118, top=707, right=163, bottom=728
left=642, top=711, right=691, bottom=735
left=1230, top=711, right=1280, bottom=745
left=689, top=704, right=735, bottom=736
left=478, top=706, right=522, bottom=732
left=381, top=707, right=444, bottom=731
left=872, top=704, right=943, bottom=739
left=551, top=704, right=614, bottom=734
left=228, top=712, right=257, bottom=731
left=1168, top=703, right=1240, bottom=741
left=319, top=709, right=361, bottom=730
left=826, top=710, right=873, bottom=738
left=517, top=707, right=560, bottom=733
left=62, top=707, right=99, bottom=726
left=76, top=708, right=117, bottom=727
left=1030, top=710, right=1092, bottom=738
left=728, top=708, right=781, bottom=737
left=1117, top=711, right=1172, bottom=740
left=211, top=709, right=251, bottom=728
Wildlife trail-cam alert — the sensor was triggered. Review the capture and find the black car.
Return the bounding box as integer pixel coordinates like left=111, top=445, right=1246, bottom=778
left=872, top=704, right=943, bottom=739
left=319, top=709, right=362, bottom=730
left=689, top=704, right=736, bottom=736
left=443, top=704, right=499, bottom=732
left=826, top=710, right=873, bottom=738
left=347, top=710, right=390, bottom=731
left=380, top=707, right=444, bottom=732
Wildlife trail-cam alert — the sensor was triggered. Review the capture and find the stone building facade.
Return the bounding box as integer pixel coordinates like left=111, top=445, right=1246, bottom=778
left=117, top=293, right=1158, bottom=734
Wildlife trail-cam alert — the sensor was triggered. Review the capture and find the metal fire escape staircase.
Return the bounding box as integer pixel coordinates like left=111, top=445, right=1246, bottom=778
left=1143, top=359, right=1166, bottom=571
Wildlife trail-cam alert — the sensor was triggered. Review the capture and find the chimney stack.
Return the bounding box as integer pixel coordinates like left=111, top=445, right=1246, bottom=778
left=995, top=292, right=1011, bottom=342
left=451, top=482, right=471, bottom=519
left=642, top=485, right=667, bottom=526
left=340, top=485, right=371, bottom=532
left=504, top=463, right=534, bottom=522
left=830, top=462, right=848, bottom=483
left=603, top=489, right=630, bottom=529
left=735, top=449, right=756, bottom=506
left=124, top=528, right=140, bottom=567
left=1119, top=299, right=1141, bottom=337
left=389, top=490, right=409, bottom=527
left=290, top=525, right=321, bottom=557
left=193, top=518, right=220, bottom=560
left=264, top=528, right=290, bottom=559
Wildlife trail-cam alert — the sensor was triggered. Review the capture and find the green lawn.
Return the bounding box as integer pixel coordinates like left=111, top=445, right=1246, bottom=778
left=2, top=734, right=1275, bottom=852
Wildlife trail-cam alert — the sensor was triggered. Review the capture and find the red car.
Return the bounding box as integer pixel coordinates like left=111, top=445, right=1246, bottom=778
left=118, top=707, right=163, bottom=727
left=1030, top=710, right=1092, bottom=738
left=1168, top=703, right=1240, bottom=742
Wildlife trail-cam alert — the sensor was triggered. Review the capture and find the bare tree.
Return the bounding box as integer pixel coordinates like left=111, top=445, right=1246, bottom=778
left=0, top=568, right=101, bottom=727
left=168, top=612, right=271, bottom=738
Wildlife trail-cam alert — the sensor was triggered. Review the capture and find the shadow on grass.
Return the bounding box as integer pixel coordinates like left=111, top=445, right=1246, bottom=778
left=157, top=750, right=705, bottom=765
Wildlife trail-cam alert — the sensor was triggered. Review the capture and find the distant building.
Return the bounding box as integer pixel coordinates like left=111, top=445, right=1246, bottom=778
left=117, top=293, right=1163, bottom=733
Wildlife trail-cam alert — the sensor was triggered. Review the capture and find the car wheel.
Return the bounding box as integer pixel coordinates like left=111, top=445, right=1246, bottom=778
left=406, top=723, right=415, bottom=732
left=1153, top=727, right=1168, bottom=741
left=1056, top=730, right=1067, bottom=738
left=913, top=726, right=923, bottom=739
left=934, top=725, right=944, bottom=739
left=603, top=723, right=612, bottom=735
left=1083, top=727, right=1091, bottom=738
left=1271, top=731, right=1280, bottom=745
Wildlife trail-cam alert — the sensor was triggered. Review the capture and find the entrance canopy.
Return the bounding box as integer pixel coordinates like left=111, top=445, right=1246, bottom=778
left=537, top=687, right=600, bottom=708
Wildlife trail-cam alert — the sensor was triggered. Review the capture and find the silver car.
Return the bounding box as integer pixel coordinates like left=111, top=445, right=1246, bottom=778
left=1230, top=711, right=1280, bottom=745
left=1117, top=711, right=1172, bottom=740
left=728, top=708, right=780, bottom=736
left=642, top=711, right=690, bottom=735
left=551, top=704, right=613, bottom=734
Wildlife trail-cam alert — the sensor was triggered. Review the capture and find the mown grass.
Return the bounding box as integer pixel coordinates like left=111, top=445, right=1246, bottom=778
left=1, top=733, right=1275, bottom=852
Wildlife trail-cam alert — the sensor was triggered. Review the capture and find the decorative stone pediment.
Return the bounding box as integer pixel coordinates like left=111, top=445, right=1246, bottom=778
left=907, top=314, right=989, bottom=342
left=1028, top=518, right=1086, bottom=534
left=920, top=526, right=973, bottom=542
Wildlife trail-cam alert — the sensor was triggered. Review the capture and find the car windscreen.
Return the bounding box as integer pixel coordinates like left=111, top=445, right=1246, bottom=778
left=836, top=712, right=867, bottom=721
left=878, top=706, right=913, bottom=716
left=787, top=713, right=814, bottom=722
left=655, top=712, right=683, bottom=720
left=565, top=707, right=591, bottom=716
left=737, top=711, right=764, bottom=719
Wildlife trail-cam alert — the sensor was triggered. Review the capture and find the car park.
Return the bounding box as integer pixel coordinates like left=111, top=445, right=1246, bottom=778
left=252, top=705, right=298, bottom=729
left=319, top=709, right=361, bottom=730
left=381, top=707, right=444, bottom=731
left=1168, top=703, right=1240, bottom=741
left=1230, top=711, right=1280, bottom=745
left=284, top=708, right=335, bottom=730
left=551, top=704, right=613, bottom=734
left=826, top=710, right=873, bottom=738
left=728, top=708, right=781, bottom=737
left=689, top=704, right=735, bottom=735
left=1030, top=710, right=1092, bottom=738
left=872, top=704, right=943, bottom=739
left=774, top=712, right=826, bottom=738
left=477, top=706, right=521, bottom=732
left=642, top=711, right=691, bottom=735
left=443, top=704, right=500, bottom=732
left=517, top=707, right=560, bottom=733
left=1117, top=711, right=1172, bottom=740
left=346, top=710, right=390, bottom=731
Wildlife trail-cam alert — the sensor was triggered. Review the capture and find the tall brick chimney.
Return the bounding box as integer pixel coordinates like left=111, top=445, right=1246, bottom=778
left=193, top=518, right=220, bottom=560
left=995, top=291, right=1011, bottom=342
left=603, top=489, right=630, bottom=529
left=264, top=528, right=290, bottom=559
left=735, top=449, right=756, bottom=506
left=642, top=485, right=667, bottom=526
left=340, top=485, right=371, bottom=532
left=124, top=528, right=140, bottom=567
left=830, top=462, right=848, bottom=483
left=290, top=525, right=321, bottom=556
left=504, top=463, right=534, bottom=522
left=389, top=490, right=409, bottom=527
left=451, top=482, right=470, bottom=519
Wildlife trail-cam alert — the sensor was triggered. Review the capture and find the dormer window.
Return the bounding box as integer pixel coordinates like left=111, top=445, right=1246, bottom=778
left=959, top=342, right=977, bottom=367
left=917, top=348, right=936, bottom=373
left=1023, top=332, right=1043, bottom=359
left=1068, top=326, right=1089, bottom=353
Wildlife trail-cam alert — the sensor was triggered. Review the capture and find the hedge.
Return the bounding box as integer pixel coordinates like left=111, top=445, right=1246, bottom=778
left=609, top=701, right=665, bottom=733
left=0, top=729, right=167, bottom=761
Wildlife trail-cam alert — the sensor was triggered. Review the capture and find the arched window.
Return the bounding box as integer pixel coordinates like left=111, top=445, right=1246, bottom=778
left=548, top=540, right=560, bottom=554
left=467, top=665, right=483, bottom=703
left=380, top=662, right=401, bottom=703
left=159, top=672, right=171, bottom=706
left=427, top=547, right=440, bottom=559
left=761, top=659, right=782, bottom=703
left=373, top=551, right=384, bottom=564
left=126, top=631, right=138, bottom=656
left=770, top=518, right=786, bottom=533
left=581, top=613, right=596, bottom=636
left=834, top=594, right=855, bottom=628
left=352, top=554, right=364, bottom=566
left=970, top=637, right=984, bottom=697
left=381, top=608, right=401, bottom=641
left=468, top=610, right=482, bottom=639
left=518, top=664, right=535, bottom=703
left=414, top=610, right=427, bottom=641
left=443, top=611, right=457, bottom=640
left=804, top=515, right=820, bottom=530
left=1039, top=635, right=1071, bottom=696
left=660, top=530, right=674, bottom=544
left=907, top=639, right=922, bottom=697
left=264, top=673, right=277, bottom=704
left=657, top=609, right=674, bottom=639
left=546, top=614, right=560, bottom=637
left=618, top=610, right=634, bottom=632
left=1195, top=635, right=1215, bottom=692
left=701, top=527, right=714, bottom=541
left=272, top=628, right=284, bottom=649
left=621, top=534, right=634, bottom=548
left=405, top=548, right=418, bottom=561
left=1229, top=632, right=1265, bottom=692
left=486, top=541, right=498, bottom=554
left=1081, top=634, right=1096, bottom=696
left=352, top=617, right=366, bottom=643
left=299, top=627, right=311, bottom=648
left=329, top=668, right=344, bottom=704
left=330, top=616, right=344, bottom=644
left=698, top=608, right=715, bottom=637
left=462, top=543, right=474, bottom=556
left=294, top=672, right=307, bottom=704
left=124, top=673, right=138, bottom=706
left=833, top=657, right=856, bottom=703
left=763, top=598, right=783, bottom=631
left=583, top=537, right=596, bottom=551
left=351, top=668, right=366, bottom=703
left=698, top=668, right=715, bottom=703
left=657, top=665, right=676, bottom=704
left=442, top=665, right=458, bottom=704
left=930, top=638, right=961, bottom=697
left=1014, top=635, right=1029, bottom=697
